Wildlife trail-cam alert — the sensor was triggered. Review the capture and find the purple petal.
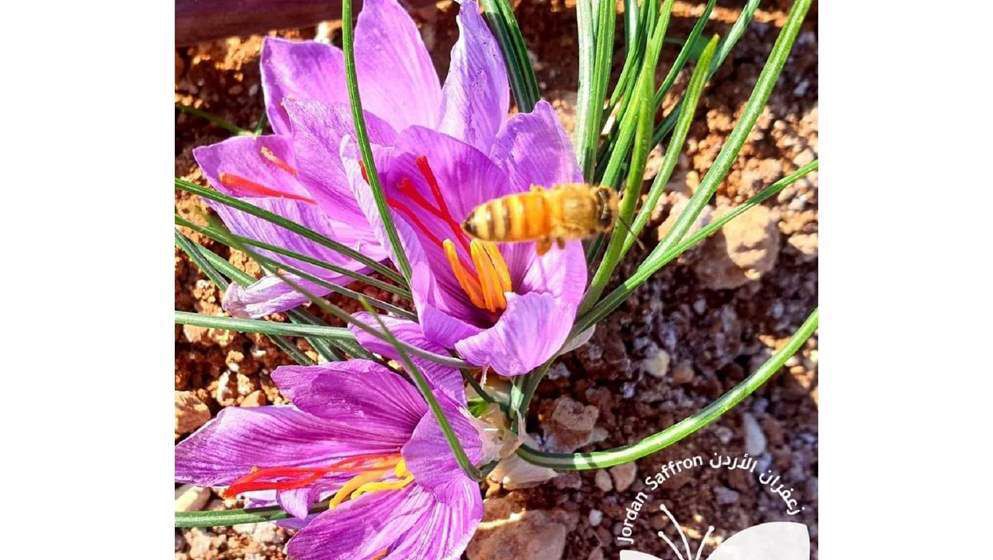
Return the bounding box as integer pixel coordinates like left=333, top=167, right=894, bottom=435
left=438, top=0, right=509, bottom=152
left=271, top=360, right=426, bottom=437
left=341, top=135, right=479, bottom=323
left=193, top=135, right=311, bottom=200
left=455, top=291, right=579, bottom=376
left=370, top=127, right=513, bottom=322
left=286, top=487, right=424, bottom=560
left=348, top=313, right=466, bottom=402
left=275, top=476, right=349, bottom=520
left=175, top=406, right=397, bottom=487
left=282, top=97, right=398, bottom=227
left=260, top=37, right=349, bottom=135
left=354, top=0, right=442, bottom=131
left=419, top=303, right=483, bottom=349
left=490, top=99, right=583, bottom=190
left=402, top=403, right=483, bottom=498
left=386, top=484, right=482, bottom=560
left=194, top=136, right=377, bottom=317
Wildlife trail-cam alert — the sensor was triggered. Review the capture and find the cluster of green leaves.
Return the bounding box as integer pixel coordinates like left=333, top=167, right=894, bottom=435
left=175, top=0, right=817, bottom=528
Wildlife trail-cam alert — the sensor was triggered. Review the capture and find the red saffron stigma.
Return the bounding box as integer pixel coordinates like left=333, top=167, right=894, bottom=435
left=259, top=146, right=298, bottom=176
left=218, top=172, right=315, bottom=204
left=223, top=454, right=401, bottom=498
left=415, top=156, right=473, bottom=252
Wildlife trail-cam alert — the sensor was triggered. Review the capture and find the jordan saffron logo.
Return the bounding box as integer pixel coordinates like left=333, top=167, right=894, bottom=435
left=619, top=504, right=809, bottom=560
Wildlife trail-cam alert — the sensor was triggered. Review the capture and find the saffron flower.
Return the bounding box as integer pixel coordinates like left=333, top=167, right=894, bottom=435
left=175, top=324, right=486, bottom=559
left=335, top=1, right=586, bottom=376
left=194, top=0, right=587, bottom=374
left=191, top=0, right=500, bottom=317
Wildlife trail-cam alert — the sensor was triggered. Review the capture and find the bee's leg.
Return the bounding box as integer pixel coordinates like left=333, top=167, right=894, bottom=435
left=555, top=237, right=566, bottom=249
left=536, top=237, right=552, bottom=256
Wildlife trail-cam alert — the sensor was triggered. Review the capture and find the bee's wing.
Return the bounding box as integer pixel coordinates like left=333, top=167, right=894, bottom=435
left=706, top=522, right=809, bottom=560
left=619, top=552, right=665, bottom=560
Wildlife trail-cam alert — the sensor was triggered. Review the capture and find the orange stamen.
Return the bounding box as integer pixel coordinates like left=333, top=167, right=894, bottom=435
left=444, top=240, right=487, bottom=310
left=259, top=146, right=298, bottom=176
left=218, top=172, right=315, bottom=204
left=470, top=240, right=508, bottom=312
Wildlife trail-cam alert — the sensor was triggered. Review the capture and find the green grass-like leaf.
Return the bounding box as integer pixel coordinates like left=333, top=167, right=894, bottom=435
left=175, top=232, right=316, bottom=365
left=518, top=307, right=818, bottom=469
left=622, top=33, right=720, bottom=255
left=574, top=0, right=616, bottom=179
left=577, top=159, right=818, bottom=333
left=177, top=215, right=410, bottom=300
left=481, top=0, right=540, bottom=112
left=175, top=178, right=404, bottom=284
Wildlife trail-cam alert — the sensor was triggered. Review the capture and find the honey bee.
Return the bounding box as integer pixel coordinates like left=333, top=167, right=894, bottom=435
left=461, top=183, right=619, bottom=255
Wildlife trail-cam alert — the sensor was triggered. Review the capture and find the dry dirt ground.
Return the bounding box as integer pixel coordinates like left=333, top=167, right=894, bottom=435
left=174, top=1, right=818, bottom=558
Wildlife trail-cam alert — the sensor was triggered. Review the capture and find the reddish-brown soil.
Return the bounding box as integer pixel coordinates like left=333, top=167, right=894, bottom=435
left=175, top=1, right=818, bottom=558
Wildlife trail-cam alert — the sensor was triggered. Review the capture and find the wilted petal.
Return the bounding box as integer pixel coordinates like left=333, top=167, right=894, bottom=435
left=348, top=313, right=466, bottom=402
left=354, top=0, right=442, bottom=131
left=438, top=0, right=509, bottom=152
left=260, top=37, right=349, bottom=135
left=175, top=406, right=397, bottom=487
left=221, top=274, right=331, bottom=319
left=402, top=404, right=483, bottom=499
left=286, top=487, right=424, bottom=560
left=490, top=99, right=583, bottom=191
left=271, top=360, right=426, bottom=437
left=455, top=292, right=577, bottom=376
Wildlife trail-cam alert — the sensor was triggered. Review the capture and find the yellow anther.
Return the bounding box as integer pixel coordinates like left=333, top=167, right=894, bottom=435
left=350, top=475, right=415, bottom=499
left=443, top=239, right=487, bottom=310
left=326, top=459, right=415, bottom=509
left=470, top=240, right=508, bottom=312
left=328, top=469, right=390, bottom=509
left=480, top=241, right=512, bottom=293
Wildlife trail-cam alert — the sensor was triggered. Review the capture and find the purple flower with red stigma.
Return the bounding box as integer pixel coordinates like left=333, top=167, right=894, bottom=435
left=191, top=0, right=513, bottom=318
left=176, top=321, right=486, bottom=559
left=343, top=99, right=588, bottom=375
left=193, top=0, right=588, bottom=374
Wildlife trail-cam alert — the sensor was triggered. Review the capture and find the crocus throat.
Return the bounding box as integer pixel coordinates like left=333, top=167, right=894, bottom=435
left=223, top=453, right=414, bottom=509
left=367, top=156, right=512, bottom=313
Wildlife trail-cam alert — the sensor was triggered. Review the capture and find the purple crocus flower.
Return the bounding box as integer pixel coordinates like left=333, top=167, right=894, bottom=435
left=343, top=102, right=587, bottom=377
left=176, top=322, right=485, bottom=559
left=190, top=0, right=504, bottom=317
left=332, top=0, right=586, bottom=377
left=192, top=0, right=588, bottom=374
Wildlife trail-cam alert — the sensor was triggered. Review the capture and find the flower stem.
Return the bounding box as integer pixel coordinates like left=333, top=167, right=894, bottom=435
left=341, top=0, right=412, bottom=282
left=518, top=308, right=818, bottom=469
